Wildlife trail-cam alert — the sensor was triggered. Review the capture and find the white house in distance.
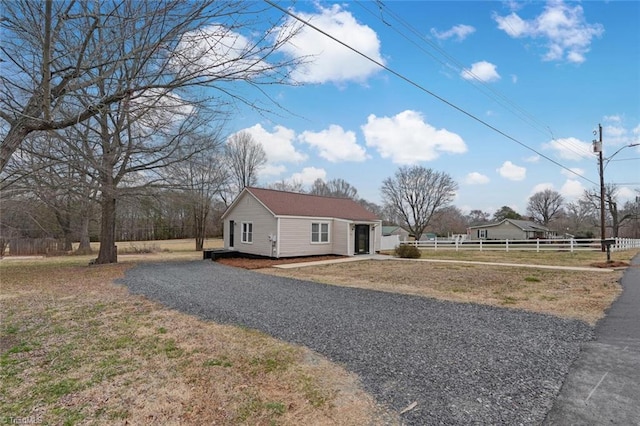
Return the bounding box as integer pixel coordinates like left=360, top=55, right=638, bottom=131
left=467, top=219, right=556, bottom=240
left=221, top=187, right=382, bottom=258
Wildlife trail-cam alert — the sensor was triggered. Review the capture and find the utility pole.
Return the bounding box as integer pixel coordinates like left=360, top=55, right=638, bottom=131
left=596, top=124, right=606, bottom=252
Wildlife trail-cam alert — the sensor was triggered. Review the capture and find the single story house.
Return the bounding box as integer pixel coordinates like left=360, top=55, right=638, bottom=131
left=381, top=225, right=410, bottom=241
left=221, top=187, right=382, bottom=258
left=467, top=219, right=556, bottom=240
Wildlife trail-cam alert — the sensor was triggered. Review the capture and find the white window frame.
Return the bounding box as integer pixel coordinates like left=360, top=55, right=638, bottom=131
left=311, top=222, right=330, bottom=244
left=478, top=229, right=487, bottom=239
left=241, top=222, right=253, bottom=244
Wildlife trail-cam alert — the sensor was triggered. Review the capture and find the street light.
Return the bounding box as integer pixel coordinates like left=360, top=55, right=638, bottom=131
left=592, top=123, right=639, bottom=253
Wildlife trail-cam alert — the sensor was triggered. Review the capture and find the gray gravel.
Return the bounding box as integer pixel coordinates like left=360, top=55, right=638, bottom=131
left=117, top=260, right=592, bottom=425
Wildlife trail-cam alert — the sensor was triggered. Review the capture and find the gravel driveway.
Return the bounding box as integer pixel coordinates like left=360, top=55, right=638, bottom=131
left=118, top=261, right=592, bottom=425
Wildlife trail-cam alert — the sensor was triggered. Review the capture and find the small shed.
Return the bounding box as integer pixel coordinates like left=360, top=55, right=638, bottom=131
left=467, top=219, right=555, bottom=240
left=221, top=187, right=382, bottom=258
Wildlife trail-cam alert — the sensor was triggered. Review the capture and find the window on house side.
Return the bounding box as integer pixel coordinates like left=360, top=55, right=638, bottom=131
left=242, top=222, right=253, bottom=243
left=478, top=229, right=487, bottom=239
left=311, top=222, right=329, bottom=243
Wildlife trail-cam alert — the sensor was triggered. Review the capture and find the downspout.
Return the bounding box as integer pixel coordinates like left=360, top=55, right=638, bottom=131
left=276, top=217, right=281, bottom=258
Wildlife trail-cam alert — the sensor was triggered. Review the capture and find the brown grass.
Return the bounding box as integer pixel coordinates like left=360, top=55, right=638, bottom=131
left=259, top=249, right=639, bottom=325
left=0, top=258, right=395, bottom=425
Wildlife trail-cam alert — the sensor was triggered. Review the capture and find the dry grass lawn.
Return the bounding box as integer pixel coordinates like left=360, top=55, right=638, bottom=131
left=0, top=258, right=395, bottom=426
left=260, top=249, right=639, bottom=326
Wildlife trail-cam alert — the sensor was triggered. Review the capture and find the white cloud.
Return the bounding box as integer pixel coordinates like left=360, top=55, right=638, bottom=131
left=524, top=155, right=540, bottom=163
left=461, top=61, right=501, bottom=82
left=495, top=12, right=530, bottom=37
left=259, top=164, right=287, bottom=178
left=290, top=167, right=326, bottom=185
left=299, top=125, right=367, bottom=162
left=542, top=137, right=593, bottom=161
left=560, top=179, right=585, bottom=200
left=280, top=4, right=384, bottom=84
left=494, top=1, right=604, bottom=64
left=617, top=187, right=637, bottom=203
left=497, top=161, right=526, bottom=181
left=511, top=74, right=518, bottom=83
left=241, top=124, right=307, bottom=164
left=431, top=24, right=476, bottom=41
left=529, top=182, right=554, bottom=196
left=176, top=25, right=271, bottom=79
left=604, top=115, right=622, bottom=123
left=602, top=116, right=640, bottom=147
left=361, top=110, right=467, bottom=165
left=464, top=172, right=490, bottom=185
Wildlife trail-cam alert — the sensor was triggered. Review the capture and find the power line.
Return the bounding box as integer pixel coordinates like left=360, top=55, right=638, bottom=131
left=356, top=0, right=595, bottom=162
left=264, top=0, right=598, bottom=186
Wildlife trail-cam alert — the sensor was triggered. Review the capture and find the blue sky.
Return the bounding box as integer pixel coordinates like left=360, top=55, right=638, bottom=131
left=225, top=0, right=639, bottom=215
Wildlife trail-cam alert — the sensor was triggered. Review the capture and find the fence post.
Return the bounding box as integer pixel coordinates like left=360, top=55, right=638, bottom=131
left=506, top=239, right=509, bottom=252
left=434, top=238, right=437, bottom=251
left=480, top=240, right=483, bottom=252
left=536, top=239, right=540, bottom=253
left=455, top=240, right=459, bottom=252
left=570, top=239, right=574, bottom=253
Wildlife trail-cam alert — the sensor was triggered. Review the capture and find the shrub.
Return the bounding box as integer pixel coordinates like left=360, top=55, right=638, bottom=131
left=394, top=244, right=421, bottom=259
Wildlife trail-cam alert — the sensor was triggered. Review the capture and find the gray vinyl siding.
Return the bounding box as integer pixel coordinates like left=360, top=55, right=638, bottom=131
left=333, top=220, right=349, bottom=256
left=224, top=192, right=277, bottom=257
left=469, top=222, right=526, bottom=240
left=373, top=222, right=382, bottom=252
left=278, top=217, right=336, bottom=257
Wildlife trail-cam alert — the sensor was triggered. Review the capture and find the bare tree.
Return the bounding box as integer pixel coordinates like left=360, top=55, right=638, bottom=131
left=620, top=194, right=640, bottom=238
left=168, top=146, right=228, bottom=251
left=357, top=198, right=383, bottom=218
left=309, top=178, right=359, bottom=199
left=2, top=130, right=98, bottom=253
left=466, top=209, right=490, bottom=226
left=526, top=189, right=564, bottom=226
left=0, top=0, right=302, bottom=171
left=429, top=206, right=468, bottom=235
left=1, top=1, right=306, bottom=263
left=583, top=184, right=634, bottom=238
left=225, top=131, right=267, bottom=195
left=267, top=179, right=305, bottom=193
left=381, top=166, right=457, bottom=241
left=564, top=200, right=598, bottom=237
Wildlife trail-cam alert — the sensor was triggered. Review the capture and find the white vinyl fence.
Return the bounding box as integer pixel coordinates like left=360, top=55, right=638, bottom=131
left=400, top=238, right=640, bottom=253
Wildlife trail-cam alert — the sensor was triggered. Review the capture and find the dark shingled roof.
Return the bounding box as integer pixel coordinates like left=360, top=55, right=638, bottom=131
left=246, top=187, right=379, bottom=221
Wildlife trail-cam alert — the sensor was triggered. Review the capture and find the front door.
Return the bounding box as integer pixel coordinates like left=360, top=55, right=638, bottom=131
left=354, top=225, right=370, bottom=255
left=229, top=220, right=235, bottom=248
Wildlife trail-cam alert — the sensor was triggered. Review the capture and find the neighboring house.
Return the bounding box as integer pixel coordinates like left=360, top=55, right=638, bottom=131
left=221, top=187, right=382, bottom=258
left=381, top=225, right=410, bottom=241
left=467, top=219, right=556, bottom=240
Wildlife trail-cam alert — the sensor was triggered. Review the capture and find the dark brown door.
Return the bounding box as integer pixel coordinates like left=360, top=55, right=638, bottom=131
left=354, top=225, right=369, bottom=254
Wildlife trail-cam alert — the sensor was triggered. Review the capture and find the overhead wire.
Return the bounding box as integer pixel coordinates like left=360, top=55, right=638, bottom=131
left=263, top=0, right=599, bottom=186
left=356, top=0, right=595, bottom=162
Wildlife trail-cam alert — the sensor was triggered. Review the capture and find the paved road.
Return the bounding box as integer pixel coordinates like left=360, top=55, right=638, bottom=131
left=544, top=255, right=640, bottom=425
left=119, top=261, right=592, bottom=425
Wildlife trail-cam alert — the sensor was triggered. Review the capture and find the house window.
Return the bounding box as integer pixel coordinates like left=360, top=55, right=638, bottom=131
left=478, top=229, right=487, bottom=239
left=311, top=222, right=329, bottom=243
left=242, top=222, right=253, bottom=243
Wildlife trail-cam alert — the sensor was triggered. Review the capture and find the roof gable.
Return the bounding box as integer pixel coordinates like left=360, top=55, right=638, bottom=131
left=237, top=187, right=379, bottom=221
left=468, top=219, right=550, bottom=231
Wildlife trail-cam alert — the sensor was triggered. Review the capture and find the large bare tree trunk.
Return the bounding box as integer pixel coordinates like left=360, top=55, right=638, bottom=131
left=77, top=215, right=92, bottom=254
left=96, top=190, right=117, bottom=264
